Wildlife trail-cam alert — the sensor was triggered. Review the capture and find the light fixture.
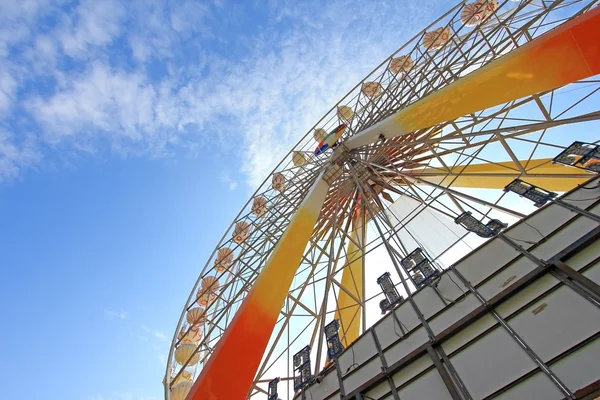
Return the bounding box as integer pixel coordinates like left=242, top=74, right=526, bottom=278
left=553, top=141, right=600, bottom=172
left=379, top=298, right=391, bottom=315
left=293, top=346, right=312, bottom=391
left=377, top=272, right=403, bottom=313
left=267, top=378, right=279, bottom=400
left=504, top=179, right=557, bottom=207
left=401, top=248, right=439, bottom=287
left=324, top=320, right=344, bottom=360
left=454, top=211, right=507, bottom=238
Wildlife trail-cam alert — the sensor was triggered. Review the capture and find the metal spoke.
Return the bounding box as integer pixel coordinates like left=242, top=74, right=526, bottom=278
left=165, top=1, right=600, bottom=398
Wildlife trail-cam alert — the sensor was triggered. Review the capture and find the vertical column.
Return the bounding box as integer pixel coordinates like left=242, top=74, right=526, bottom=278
left=333, top=213, right=365, bottom=347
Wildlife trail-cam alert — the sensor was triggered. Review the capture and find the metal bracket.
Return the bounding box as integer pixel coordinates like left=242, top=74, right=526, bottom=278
left=551, top=261, right=600, bottom=308
left=335, top=359, right=346, bottom=398
left=371, top=329, right=389, bottom=371
left=555, top=199, right=600, bottom=223
left=426, top=345, right=467, bottom=400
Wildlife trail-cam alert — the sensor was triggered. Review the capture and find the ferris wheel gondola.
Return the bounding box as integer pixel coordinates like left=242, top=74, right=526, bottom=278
left=164, top=1, right=600, bottom=399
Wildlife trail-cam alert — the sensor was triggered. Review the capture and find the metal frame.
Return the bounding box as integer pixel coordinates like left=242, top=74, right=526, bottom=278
left=343, top=218, right=600, bottom=400
left=164, top=1, right=600, bottom=398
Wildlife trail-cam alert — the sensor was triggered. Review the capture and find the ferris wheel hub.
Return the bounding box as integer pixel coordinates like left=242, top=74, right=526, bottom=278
left=330, top=143, right=350, bottom=165
left=165, top=2, right=600, bottom=398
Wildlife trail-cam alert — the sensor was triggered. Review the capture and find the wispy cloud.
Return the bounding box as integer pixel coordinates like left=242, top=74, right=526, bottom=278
left=157, top=353, right=168, bottom=366
left=58, top=0, right=126, bottom=58
left=0, top=69, right=16, bottom=115
left=104, top=309, right=128, bottom=320
left=29, top=62, right=162, bottom=151
left=138, top=325, right=170, bottom=367
left=0, top=129, right=41, bottom=183
left=220, top=171, right=238, bottom=191
left=0, top=0, right=441, bottom=189
left=141, top=325, right=168, bottom=342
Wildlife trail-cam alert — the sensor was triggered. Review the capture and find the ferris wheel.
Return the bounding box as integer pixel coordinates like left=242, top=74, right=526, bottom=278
left=164, top=0, right=600, bottom=399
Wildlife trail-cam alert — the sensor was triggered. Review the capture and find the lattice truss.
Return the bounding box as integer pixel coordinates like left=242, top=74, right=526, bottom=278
left=164, top=1, right=600, bottom=399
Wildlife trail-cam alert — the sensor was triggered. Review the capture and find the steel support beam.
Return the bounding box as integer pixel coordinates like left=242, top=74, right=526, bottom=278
left=426, top=346, right=466, bottom=400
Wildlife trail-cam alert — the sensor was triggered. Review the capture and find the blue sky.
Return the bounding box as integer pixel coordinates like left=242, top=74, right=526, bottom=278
left=0, top=0, right=450, bottom=399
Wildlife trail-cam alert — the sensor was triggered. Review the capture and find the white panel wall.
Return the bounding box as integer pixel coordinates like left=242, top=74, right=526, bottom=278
left=429, top=293, right=480, bottom=335
left=508, top=177, right=599, bottom=241
left=452, top=177, right=599, bottom=295
left=493, top=371, right=564, bottom=400
left=495, top=273, right=560, bottom=319
left=582, top=259, right=600, bottom=285
left=561, top=179, right=600, bottom=207
left=508, top=205, right=575, bottom=243
left=338, top=333, right=377, bottom=373
left=565, top=243, right=599, bottom=271
left=477, top=257, right=538, bottom=300
left=431, top=270, right=469, bottom=302
left=412, top=285, right=445, bottom=319
left=342, top=357, right=383, bottom=394
left=455, top=239, right=520, bottom=286
left=364, top=378, right=394, bottom=400
left=383, top=327, right=429, bottom=365
left=389, top=355, right=432, bottom=388
left=396, top=368, right=453, bottom=399
left=508, top=284, right=600, bottom=362
left=449, top=326, right=538, bottom=399
left=528, top=205, right=600, bottom=261
left=441, top=312, right=496, bottom=355
left=374, top=303, right=421, bottom=349
left=308, top=369, right=338, bottom=400
left=551, top=336, right=600, bottom=393
left=338, top=331, right=382, bottom=395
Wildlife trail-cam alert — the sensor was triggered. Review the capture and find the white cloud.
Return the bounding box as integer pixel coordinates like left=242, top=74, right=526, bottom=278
left=34, top=35, right=57, bottom=62
left=0, top=130, right=41, bottom=183
left=58, top=0, right=126, bottom=57
left=136, top=325, right=170, bottom=371
left=126, top=0, right=177, bottom=63
left=0, top=64, right=18, bottom=115
left=29, top=62, right=159, bottom=148
left=0, top=0, right=51, bottom=57
left=157, top=353, right=168, bottom=366
left=129, top=36, right=153, bottom=63
left=169, top=1, right=210, bottom=34
left=0, top=0, right=442, bottom=187
left=220, top=172, right=238, bottom=191
left=141, top=325, right=168, bottom=342
left=104, top=309, right=128, bottom=320
left=172, top=1, right=437, bottom=189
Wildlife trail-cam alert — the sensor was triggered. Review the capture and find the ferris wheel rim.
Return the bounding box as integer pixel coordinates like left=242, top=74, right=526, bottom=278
left=165, top=0, right=600, bottom=398
left=162, top=0, right=466, bottom=386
